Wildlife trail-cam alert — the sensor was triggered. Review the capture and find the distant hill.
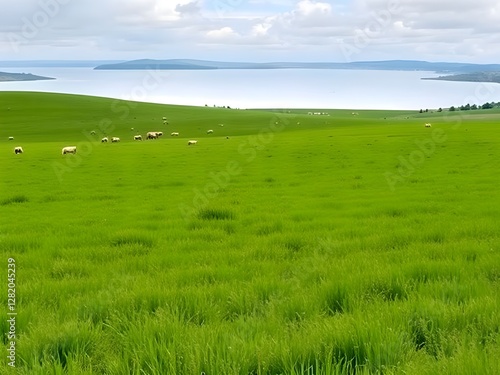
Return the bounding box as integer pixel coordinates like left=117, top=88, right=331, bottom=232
left=0, top=71, right=54, bottom=82
left=94, top=59, right=500, bottom=74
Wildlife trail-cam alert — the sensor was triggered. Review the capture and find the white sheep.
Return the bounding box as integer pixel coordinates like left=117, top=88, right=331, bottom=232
left=14, top=146, right=23, bottom=154
left=62, top=146, right=77, bottom=155
left=187, top=140, right=198, bottom=145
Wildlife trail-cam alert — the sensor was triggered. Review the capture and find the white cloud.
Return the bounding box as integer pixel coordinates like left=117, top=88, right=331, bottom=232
left=280, top=0, right=336, bottom=28
left=252, top=22, right=272, bottom=36
left=297, top=0, right=331, bottom=16
left=206, top=26, right=239, bottom=40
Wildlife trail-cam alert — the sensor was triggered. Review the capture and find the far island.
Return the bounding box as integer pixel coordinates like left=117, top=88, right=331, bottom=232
left=0, top=71, right=54, bottom=82
left=422, top=71, right=500, bottom=84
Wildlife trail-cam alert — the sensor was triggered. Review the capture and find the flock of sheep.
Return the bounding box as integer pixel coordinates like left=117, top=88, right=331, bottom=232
left=8, top=119, right=431, bottom=155
left=8, top=117, right=222, bottom=155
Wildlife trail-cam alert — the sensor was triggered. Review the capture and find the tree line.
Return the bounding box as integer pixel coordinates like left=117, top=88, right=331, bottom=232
left=447, top=102, right=500, bottom=111
left=419, top=102, right=500, bottom=113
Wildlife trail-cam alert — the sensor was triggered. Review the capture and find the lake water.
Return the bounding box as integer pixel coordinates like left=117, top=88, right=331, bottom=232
left=1, top=67, right=499, bottom=110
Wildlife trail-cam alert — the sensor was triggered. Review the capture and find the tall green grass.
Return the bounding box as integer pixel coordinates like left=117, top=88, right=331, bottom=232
left=1, top=92, right=499, bottom=374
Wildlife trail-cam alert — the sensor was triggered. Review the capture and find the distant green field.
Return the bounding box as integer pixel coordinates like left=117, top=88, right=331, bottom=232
left=1, top=92, right=499, bottom=374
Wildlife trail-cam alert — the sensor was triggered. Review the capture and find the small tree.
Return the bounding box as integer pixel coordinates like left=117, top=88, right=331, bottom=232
left=449, top=106, right=456, bottom=111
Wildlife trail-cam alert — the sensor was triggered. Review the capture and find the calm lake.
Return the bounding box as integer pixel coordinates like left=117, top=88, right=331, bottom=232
left=1, top=67, right=499, bottom=110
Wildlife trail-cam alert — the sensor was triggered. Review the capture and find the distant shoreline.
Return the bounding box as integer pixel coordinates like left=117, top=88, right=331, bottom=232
left=93, top=59, right=500, bottom=74
left=93, top=59, right=500, bottom=85
left=0, top=72, right=55, bottom=82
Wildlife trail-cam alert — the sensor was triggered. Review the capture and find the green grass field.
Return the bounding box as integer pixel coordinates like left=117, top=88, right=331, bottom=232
left=1, top=92, right=499, bottom=374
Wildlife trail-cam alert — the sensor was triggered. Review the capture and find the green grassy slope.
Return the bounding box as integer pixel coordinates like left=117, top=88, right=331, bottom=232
left=0, top=92, right=499, bottom=374
left=1, top=92, right=299, bottom=142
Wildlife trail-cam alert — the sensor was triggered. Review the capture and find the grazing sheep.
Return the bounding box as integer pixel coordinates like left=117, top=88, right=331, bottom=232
left=134, top=135, right=142, bottom=141
left=425, top=123, right=432, bottom=128
left=146, top=132, right=157, bottom=139
left=101, top=137, right=108, bottom=143
left=131, top=127, right=134, bottom=131
left=162, top=117, right=167, bottom=121
left=187, top=140, right=198, bottom=145
left=219, top=124, right=224, bottom=127
left=90, top=130, right=96, bottom=135
left=112, top=137, right=120, bottom=142
left=62, top=146, right=77, bottom=155
left=8, top=136, right=14, bottom=140
left=14, top=146, right=23, bottom=154
left=170, top=132, right=179, bottom=136
left=207, top=129, right=214, bottom=134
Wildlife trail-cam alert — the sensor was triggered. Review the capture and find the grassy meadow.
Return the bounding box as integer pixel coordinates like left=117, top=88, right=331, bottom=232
left=0, top=91, right=499, bottom=374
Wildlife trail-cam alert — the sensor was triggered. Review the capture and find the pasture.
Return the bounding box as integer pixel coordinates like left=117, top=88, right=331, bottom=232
left=1, top=92, right=499, bottom=374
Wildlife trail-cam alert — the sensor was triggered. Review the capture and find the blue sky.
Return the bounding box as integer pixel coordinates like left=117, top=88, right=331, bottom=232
left=1, top=0, right=499, bottom=63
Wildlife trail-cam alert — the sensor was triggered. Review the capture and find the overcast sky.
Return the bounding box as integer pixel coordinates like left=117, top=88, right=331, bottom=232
left=1, top=0, right=500, bottom=62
